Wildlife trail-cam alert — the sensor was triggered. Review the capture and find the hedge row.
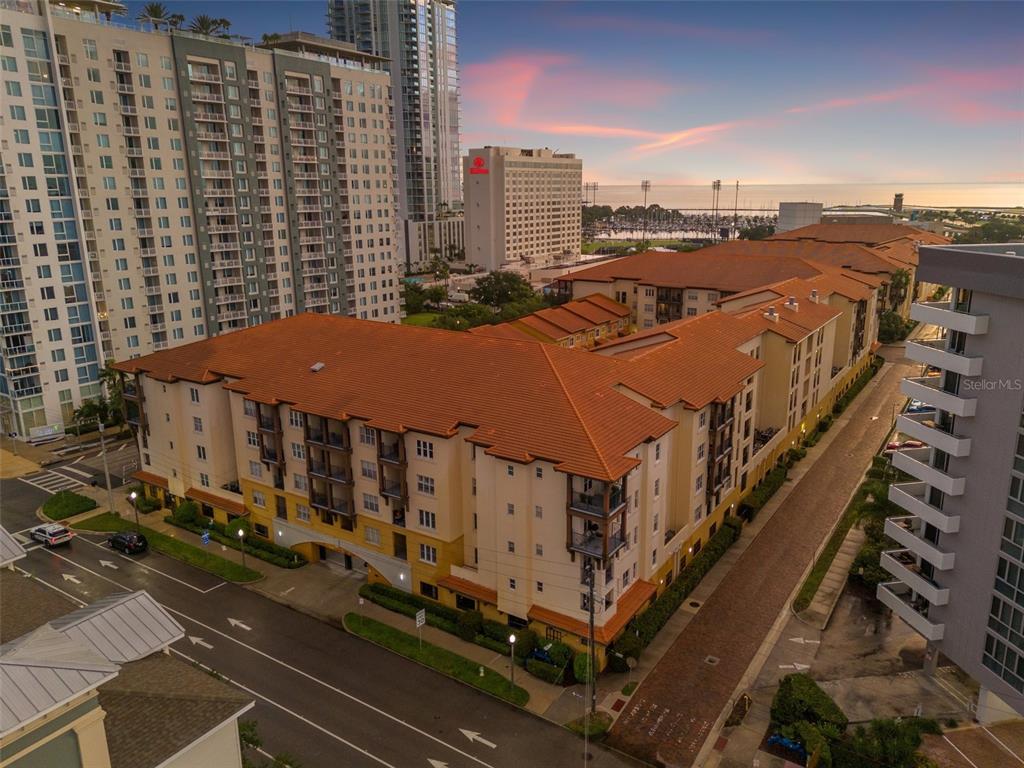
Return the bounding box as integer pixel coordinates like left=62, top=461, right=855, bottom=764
left=613, top=516, right=743, bottom=658
left=772, top=673, right=848, bottom=731
left=740, top=466, right=789, bottom=518
left=833, top=356, right=884, bottom=415
left=164, top=510, right=307, bottom=569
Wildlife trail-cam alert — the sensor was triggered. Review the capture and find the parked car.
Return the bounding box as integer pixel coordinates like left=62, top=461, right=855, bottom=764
left=108, top=531, right=148, bottom=555
left=30, top=523, right=74, bottom=547
left=885, top=441, right=903, bottom=453
left=906, top=400, right=932, bottom=414
left=901, top=440, right=926, bottom=449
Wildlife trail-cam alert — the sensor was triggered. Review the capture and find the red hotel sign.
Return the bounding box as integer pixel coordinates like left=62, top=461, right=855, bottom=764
left=468, top=156, right=489, bottom=175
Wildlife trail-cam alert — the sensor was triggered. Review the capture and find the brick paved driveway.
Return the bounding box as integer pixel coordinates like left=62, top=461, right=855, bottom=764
left=606, top=356, right=915, bottom=767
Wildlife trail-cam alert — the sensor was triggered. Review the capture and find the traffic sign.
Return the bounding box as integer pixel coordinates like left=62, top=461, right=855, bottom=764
left=201, top=530, right=210, bottom=546
left=415, top=608, right=426, bottom=628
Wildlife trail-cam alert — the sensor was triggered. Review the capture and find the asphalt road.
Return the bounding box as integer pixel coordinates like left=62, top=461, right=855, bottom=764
left=14, top=533, right=638, bottom=768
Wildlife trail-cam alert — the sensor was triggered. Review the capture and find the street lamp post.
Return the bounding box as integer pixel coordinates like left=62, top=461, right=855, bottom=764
left=238, top=528, right=246, bottom=569
left=129, top=490, right=139, bottom=531
left=97, top=422, right=116, bottom=515
left=508, top=633, right=517, bottom=691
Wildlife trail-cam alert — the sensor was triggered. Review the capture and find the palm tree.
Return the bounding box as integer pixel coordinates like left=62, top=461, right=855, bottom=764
left=137, top=2, right=170, bottom=30
left=188, top=14, right=231, bottom=38
left=167, top=13, right=185, bottom=30
left=260, top=33, right=282, bottom=46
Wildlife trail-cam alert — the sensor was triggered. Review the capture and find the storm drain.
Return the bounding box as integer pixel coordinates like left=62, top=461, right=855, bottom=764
left=704, top=655, right=721, bottom=666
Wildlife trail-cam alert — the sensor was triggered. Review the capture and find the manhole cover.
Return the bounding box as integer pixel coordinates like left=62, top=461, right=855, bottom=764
left=689, top=600, right=701, bottom=608
left=705, top=655, right=721, bottom=666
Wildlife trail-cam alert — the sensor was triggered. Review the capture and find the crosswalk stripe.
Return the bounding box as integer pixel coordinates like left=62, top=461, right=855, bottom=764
left=56, top=466, right=93, bottom=479
left=17, top=469, right=88, bottom=495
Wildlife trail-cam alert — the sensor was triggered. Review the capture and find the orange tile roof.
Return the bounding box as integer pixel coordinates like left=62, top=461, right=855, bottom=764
left=726, top=278, right=845, bottom=342
left=132, top=470, right=168, bottom=490
left=466, top=323, right=538, bottom=342
left=469, top=294, right=629, bottom=344
left=185, top=487, right=246, bottom=516
left=768, top=222, right=949, bottom=247
left=698, top=240, right=897, bottom=275
left=437, top=575, right=499, bottom=604
left=116, top=314, right=697, bottom=481
left=528, top=579, right=657, bottom=645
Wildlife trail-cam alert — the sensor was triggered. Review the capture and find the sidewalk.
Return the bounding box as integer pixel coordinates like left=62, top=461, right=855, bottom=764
left=1, top=448, right=39, bottom=479
left=797, top=525, right=866, bottom=629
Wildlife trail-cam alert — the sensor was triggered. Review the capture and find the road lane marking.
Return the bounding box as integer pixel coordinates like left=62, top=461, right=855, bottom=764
left=188, top=636, right=214, bottom=649
left=228, top=618, right=252, bottom=631
left=58, top=465, right=94, bottom=479
left=943, top=736, right=980, bottom=768
left=62, top=574, right=82, bottom=584
left=983, top=727, right=1024, bottom=764
left=172, top=649, right=398, bottom=768
left=75, top=535, right=226, bottom=593
left=460, top=730, right=497, bottom=749
left=15, top=566, right=87, bottom=607
left=32, top=549, right=498, bottom=768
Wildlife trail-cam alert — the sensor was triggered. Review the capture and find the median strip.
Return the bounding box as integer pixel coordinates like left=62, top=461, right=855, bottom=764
left=73, top=512, right=261, bottom=583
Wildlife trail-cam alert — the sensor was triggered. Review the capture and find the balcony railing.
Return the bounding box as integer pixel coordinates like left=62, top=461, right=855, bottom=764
left=896, top=412, right=971, bottom=458
left=905, top=338, right=983, bottom=377
left=900, top=375, right=977, bottom=418
left=880, top=549, right=949, bottom=606
left=569, top=489, right=625, bottom=516
left=379, top=443, right=404, bottom=464
left=381, top=481, right=404, bottom=499
left=888, top=481, right=960, bottom=533
left=883, top=517, right=955, bottom=570
left=891, top=447, right=965, bottom=496
left=876, top=582, right=944, bottom=641
left=910, top=301, right=989, bottom=336
left=569, top=528, right=626, bottom=559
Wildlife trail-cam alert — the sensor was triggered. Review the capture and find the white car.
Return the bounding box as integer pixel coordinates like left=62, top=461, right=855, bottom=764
left=30, top=523, right=74, bottom=547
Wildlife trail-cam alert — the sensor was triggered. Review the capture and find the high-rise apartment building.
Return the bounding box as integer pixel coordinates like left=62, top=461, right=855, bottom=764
left=328, top=0, right=463, bottom=272
left=463, top=147, right=582, bottom=272
left=1, top=1, right=401, bottom=437
left=878, top=243, right=1024, bottom=721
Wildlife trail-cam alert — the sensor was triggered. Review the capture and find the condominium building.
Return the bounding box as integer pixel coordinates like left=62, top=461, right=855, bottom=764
left=115, top=278, right=860, bottom=661
left=328, top=0, right=463, bottom=272
left=464, top=147, right=582, bottom=272
left=877, top=243, right=1024, bottom=722
left=468, top=293, right=630, bottom=348
left=1, top=1, right=401, bottom=437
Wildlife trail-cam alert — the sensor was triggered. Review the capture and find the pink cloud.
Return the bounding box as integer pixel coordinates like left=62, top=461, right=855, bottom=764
left=462, top=53, right=570, bottom=127
left=560, top=14, right=774, bottom=44
left=785, top=86, right=923, bottom=114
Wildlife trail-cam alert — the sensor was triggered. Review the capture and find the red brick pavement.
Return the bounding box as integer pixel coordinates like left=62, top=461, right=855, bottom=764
left=606, top=359, right=914, bottom=767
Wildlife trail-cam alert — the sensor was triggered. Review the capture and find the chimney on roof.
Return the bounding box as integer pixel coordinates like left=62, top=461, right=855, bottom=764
left=764, top=306, right=778, bottom=322
left=785, top=296, right=799, bottom=311
left=810, top=288, right=819, bottom=303
left=310, top=362, right=325, bottom=373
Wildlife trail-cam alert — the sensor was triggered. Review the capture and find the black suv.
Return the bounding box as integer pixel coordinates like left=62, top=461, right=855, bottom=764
left=108, top=531, right=148, bottom=555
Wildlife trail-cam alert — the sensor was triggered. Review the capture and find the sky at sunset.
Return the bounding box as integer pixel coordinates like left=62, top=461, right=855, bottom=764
left=127, top=1, right=1024, bottom=186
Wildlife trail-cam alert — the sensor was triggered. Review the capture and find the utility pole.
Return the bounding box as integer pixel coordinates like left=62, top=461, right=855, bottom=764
left=711, top=180, right=722, bottom=241
left=733, top=180, right=740, bottom=238
left=97, top=422, right=116, bottom=515
left=640, top=180, right=651, bottom=249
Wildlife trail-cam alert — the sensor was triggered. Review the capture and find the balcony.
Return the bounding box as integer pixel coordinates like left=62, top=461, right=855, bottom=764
left=568, top=484, right=626, bottom=517
left=905, top=338, right=983, bottom=377
left=911, top=301, right=989, bottom=336
left=569, top=527, right=626, bottom=559
left=877, top=582, right=945, bottom=641
left=891, top=447, right=965, bottom=496
left=884, top=517, right=955, bottom=570
left=880, top=549, right=949, bottom=605
left=896, top=412, right=972, bottom=457
left=901, top=375, right=977, bottom=418
left=378, top=438, right=405, bottom=465
left=889, top=482, right=960, bottom=533
left=310, top=493, right=351, bottom=518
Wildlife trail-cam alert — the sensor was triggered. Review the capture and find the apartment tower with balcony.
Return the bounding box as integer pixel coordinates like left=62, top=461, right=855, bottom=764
left=1, top=1, right=401, bottom=437
left=877, top=243, right=1024, bottom=721
left=328, top=0, right=464, bottom=272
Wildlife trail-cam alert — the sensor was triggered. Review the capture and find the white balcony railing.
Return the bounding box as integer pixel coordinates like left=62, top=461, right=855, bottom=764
left=911, top=301, right=989, bottom=336
left=884, top=517, right=956, bottom=570
left=896, top=412, right=972, bottom=457
left=888, top=482, right=960, bottom=533
left=905, top=338, right=983, bottom=377
left=877, top=582, right=945, bottom=641
left=891, top=448, right=966, bottom=496
left=880, top=550, right=950, bottom=605
left=901, top=376, right=977, bottom=418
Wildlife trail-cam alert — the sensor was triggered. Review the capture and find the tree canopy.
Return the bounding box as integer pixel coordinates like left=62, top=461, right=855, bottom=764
left=468, top=272, right=535, bottom=307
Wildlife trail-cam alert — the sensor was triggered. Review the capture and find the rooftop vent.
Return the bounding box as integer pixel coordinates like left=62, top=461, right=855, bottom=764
left=810, top=288, right=819, bottom=303
left=310, top=362, right=325, bottom=373
left=785, top=296, right=799, bottom=310
left=764, top=306, right=778, bottom=322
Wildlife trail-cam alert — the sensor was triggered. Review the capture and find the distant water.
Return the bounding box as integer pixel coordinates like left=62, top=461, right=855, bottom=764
left=592, top=182, right=1022, bottom=211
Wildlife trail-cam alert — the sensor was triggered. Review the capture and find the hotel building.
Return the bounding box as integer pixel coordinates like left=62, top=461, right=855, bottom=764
left=1, top=1, right=401, bottom=437
left=463, top=147, right=582, bottom=272
left=328, top=0, right=464, bottom=272
left=877, top=243, right=1024, bottom=721
left=115, top=269, right=864, bottom=660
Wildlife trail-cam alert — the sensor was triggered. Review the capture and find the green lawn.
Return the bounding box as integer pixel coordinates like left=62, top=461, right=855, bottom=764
left=402, top=312, right=439, bottom=327
left=74, top=513, right=261, bottom=582
left=566, top=711, right=613, bottom=739
left=345, top=613, right=529, bottom=706
left=42, top=490, right=98, bottom=520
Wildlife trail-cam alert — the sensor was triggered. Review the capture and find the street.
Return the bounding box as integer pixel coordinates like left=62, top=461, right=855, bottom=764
left=12, top=532, right=638, bottom=768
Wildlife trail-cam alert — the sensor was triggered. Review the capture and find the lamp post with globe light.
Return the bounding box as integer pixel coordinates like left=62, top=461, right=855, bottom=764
left=238, top=528, right=246, bottom=570
left=508, top=633, right=517, bottom=691
left=129, top=490, right=139, bottom=532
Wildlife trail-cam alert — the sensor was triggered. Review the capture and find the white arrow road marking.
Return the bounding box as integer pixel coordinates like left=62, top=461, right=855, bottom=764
left=99, top=560, right=119, bottom=570
left=188, top=636, right=213, bottom=650
left=778, top=662, right=811, bottom=671
left=788, top=637, right=820, bottom=645
left=280, top=586, right=295, bottom=596
left=228, top=618, right=252, bottom=631
left=459, top=729, right=497, bottom=749
left=62, top=573, right=81, bottom=584
left=428, top=761, right=449, bottom=768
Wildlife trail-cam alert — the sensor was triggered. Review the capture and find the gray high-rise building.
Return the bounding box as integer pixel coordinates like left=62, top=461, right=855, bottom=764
left=328, top=0, right=463, bottom=272
left=878, top=242, right=1024, bottom=722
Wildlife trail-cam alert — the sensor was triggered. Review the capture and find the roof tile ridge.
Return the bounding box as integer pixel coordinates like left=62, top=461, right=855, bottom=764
left=539, top=344, right=615, bottom=479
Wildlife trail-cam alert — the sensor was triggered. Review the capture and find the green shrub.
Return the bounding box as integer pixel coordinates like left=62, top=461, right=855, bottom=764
left=787, top=446, right=808, bottom=466
left=741, top=466, right=788, bottom=518
left=792, top=721, right=832, bottom=768
left=481, top=619, right=511, bottom=644
left=573, top=652, right=595, bottom=685
left=771, top=673, right=848, bottom=731
left=165, top=516, right=307, bottom=568
left=172, top=500, right=200, bottom=526
left=456, top=609, right=483, bottom=642
left=607, top=630, right=643, bottom=673
left=474, top=634, right=510, bottom=654
left=818, top=415, right=833, bottom=433
left=526, top=658, right=565, bottom=685
left=43, top=490, right=98, bottom=520
left=360, top=582, right=461, bottom=624
left=512, top=628, right=537, bottom=660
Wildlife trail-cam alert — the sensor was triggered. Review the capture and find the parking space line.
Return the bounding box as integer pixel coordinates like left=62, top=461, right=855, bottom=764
left=944, top=735, right=980, bottom=768
left=983, top=727, right=1024, bottom=764
left=172, top=649, right=398, bottom=768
